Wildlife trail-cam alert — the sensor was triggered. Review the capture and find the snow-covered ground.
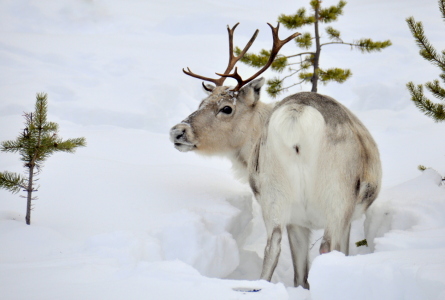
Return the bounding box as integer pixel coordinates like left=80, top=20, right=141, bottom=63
left=1, top=1, right=445, bottom=299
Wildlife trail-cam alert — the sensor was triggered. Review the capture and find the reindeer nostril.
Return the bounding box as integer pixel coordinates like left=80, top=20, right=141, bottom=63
left=175, top=129, right=186, bottom=140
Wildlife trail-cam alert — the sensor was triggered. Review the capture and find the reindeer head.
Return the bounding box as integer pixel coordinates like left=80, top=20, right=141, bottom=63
left=170, top=23, right=300, bottom=155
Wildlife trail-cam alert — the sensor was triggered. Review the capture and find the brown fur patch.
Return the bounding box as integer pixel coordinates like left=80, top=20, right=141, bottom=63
left=249, top=175, right=260, bottom=197
left=362, top=183, right=378, bottom=209
left=355, top=178, right=361, bottom=197
left=276, top=92, right=350, bottom=126
left=252, top=142, right=261, bottom=173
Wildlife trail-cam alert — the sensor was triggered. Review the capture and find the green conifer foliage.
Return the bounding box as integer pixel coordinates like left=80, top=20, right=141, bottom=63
left=406, top=0, right=445, bottom=122
left=236, top=0, right=391, bottom=96
left=0, top=93, right=86, bottom=225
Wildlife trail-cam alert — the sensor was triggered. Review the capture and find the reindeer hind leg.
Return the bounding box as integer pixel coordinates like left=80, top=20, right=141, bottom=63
left=287, top=224, right=310, bottom=288
left=320, top=203, right=354, bottom=255
left=341, top=224, right=351, bottom=255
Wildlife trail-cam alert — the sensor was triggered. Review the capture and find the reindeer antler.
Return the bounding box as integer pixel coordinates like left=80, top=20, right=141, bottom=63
left=183, top=23, right=259, bottom=91
left=183, top=23, right=300, bottom=92
left=217, top=23, right=301, bottom=91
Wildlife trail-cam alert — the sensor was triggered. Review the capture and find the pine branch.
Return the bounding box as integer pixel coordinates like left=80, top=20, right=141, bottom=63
left=353, top=39, right=392, bottom=53
left=309, top=0, right=320, bottom=10
left=406, top=16, right=445, bottom=71
left=325, top=26, right=342, bottom=42
left=287, top=61, right=310, bottom=67
left=265, top=61, right=311, bottom=97
left=355, top=239, right=368, bottom=247
left=283, top=67, right=307, bottom=80
left=1, top=140, right=23, bottom=153
left=43, top=122, right=58, bottom=132
left=279, top=8, right=315, bottom=29
left=234, top=47, right=288, bottom=72
left=266, top=77, right=285, bottom=98
left=406, top=2, right=445, bottom=122
left=285, top=52, right=315, bottom=59
left=0, top=171, right=27, bottom=194
left=34, top=93, right=48, bottom=127
left=53, top=138, right=87, bottom=153
left=425, top=79, right=445, bottom=101
left=407, top=82, right=445, bottom=121
left=295, top=32, right=313, bottom=49
left=440, top=0, right=445, bottom=21
left=288, top=55, right=314, bottom=71
left=266, top=77, right=306, bottom=98
left=320, top=39, right=392, bottom=52
left=418, top=165, right=427, bottom=171
left=298, top=71, right=314, bottom=82
left=318, top=0, right=346, bottom=23
left=282, top=79, right=307, bottom=90
left=319, top=68, right=352, bottom=84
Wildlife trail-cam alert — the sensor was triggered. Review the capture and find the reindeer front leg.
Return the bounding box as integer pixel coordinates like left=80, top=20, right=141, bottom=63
left=260, top=225, right=282, bottom=281
left=257, top=188, right=288, bottom=282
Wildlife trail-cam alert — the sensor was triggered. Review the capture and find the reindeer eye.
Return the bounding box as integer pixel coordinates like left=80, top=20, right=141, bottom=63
left=220, top=106, right=233, bottom=114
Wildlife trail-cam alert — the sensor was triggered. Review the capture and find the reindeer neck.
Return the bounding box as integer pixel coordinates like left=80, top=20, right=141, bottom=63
left=229, top=101, right=274, bottom=182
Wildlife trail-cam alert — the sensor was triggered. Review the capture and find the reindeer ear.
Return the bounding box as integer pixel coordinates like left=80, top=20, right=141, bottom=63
left=202, top=83, right=215, bottom=95
left=238, top=77, right=265, bottom=105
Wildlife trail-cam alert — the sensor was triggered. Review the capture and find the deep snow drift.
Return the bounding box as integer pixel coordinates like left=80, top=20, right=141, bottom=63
left=1, top=0, right=445, bottom=299
left=1, top=128, right=444, bottom=300
left=311, top=169, right=445, bottom=299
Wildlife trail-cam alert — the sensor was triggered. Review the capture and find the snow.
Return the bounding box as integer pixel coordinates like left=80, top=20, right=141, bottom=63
left=310, top=170, right=445, bottom=300
left=1, top=0, right=445, bottom=299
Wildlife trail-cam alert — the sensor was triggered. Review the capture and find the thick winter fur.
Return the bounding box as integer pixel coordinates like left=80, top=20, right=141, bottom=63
left=170, top=78, right=381, bottom=288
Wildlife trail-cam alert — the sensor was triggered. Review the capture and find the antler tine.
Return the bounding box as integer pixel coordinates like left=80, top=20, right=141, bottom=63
left=219, top=22, right=301, bottom=91
left=182, top=23, right=260, bottom=88
left=182, top=67, right=222, bottom=85
left=216, top=67, right=243, bottom=88
left=226, top=23, right=239, bottom=67
left=221, top=23, right=259, bottom=76
left=214, top=23, right=259, bottom=86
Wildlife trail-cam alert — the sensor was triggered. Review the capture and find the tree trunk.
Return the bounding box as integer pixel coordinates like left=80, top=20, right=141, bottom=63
left=25, top=118, right=42, bottom=226
left=311, top=4, right=321, bottom=93
left=25, top=164, right=34, bottom=225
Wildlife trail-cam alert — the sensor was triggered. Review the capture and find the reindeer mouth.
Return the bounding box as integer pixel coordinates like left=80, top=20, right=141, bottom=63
left=174, top=142, right=196, bottom=152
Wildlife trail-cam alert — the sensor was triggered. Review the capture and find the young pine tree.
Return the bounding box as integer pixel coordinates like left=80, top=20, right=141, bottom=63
left=406, top=0, right=445, bottom=122
left=235, top=0, right=391, bottom=96
left=0, top=93, right=86, bottom=225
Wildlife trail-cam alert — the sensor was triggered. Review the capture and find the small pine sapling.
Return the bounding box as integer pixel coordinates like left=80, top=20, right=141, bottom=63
left=417, top=165, right=445, bottom=182
left=235, top=0, right=391, bottom=96
left=0, top=93, right=86, bottom=225
left=406, top=0, right=445, bottom=122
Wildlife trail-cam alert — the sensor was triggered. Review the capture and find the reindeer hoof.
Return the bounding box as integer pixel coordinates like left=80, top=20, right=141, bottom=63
left=319, top=239, right=331, bottom=254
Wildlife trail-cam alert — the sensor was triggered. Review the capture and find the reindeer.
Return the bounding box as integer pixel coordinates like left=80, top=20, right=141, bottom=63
left=170, top=23, right=381, bottom=288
